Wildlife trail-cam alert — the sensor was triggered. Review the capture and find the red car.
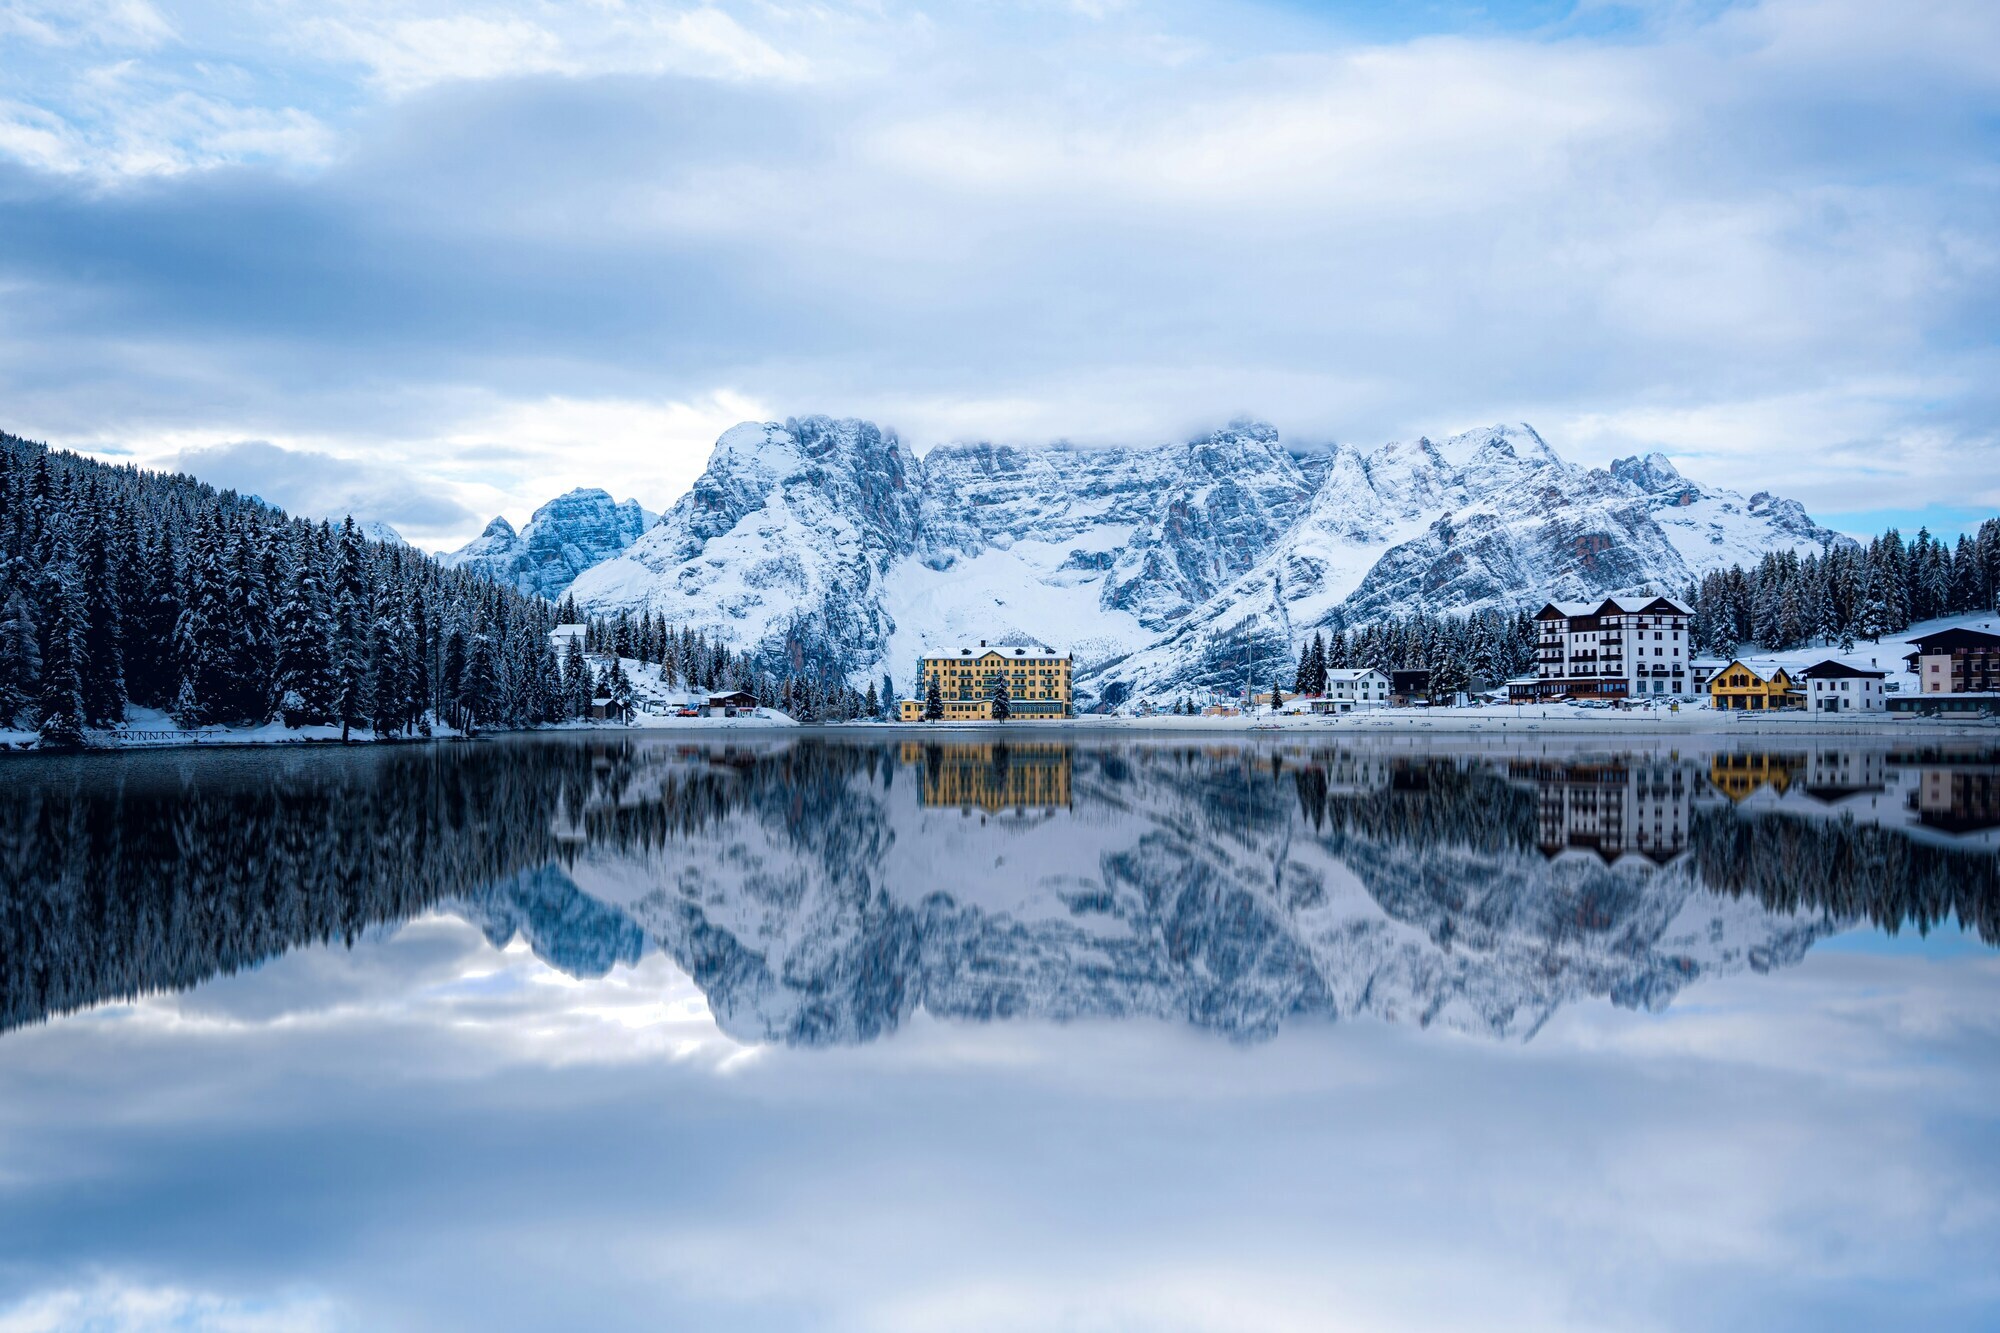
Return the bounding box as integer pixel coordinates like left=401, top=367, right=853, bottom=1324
left=675, top=707, right=700, bottom=718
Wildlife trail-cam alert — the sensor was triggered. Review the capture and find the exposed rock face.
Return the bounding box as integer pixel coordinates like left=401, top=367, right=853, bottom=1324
left=535, top=416, right=1845, bottom=698
left=442, top=488, right=656, bottom=600
left=566, top=418, right=925, bottom=672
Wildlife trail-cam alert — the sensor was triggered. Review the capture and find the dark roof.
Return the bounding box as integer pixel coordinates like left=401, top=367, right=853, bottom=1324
left=1909, top=627, right=2000, bottom=651
left=1797, top=660, right=1887, bottom=679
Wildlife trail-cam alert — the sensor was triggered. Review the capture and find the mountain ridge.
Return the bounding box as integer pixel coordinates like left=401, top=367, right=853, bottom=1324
left=453, top=416, right=1849, bottom=701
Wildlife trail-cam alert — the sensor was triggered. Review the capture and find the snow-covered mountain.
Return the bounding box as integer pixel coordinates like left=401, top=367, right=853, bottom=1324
left=545, top=415, right=1845, bottom=700
left=455, top=744, right=1845, bottom=1045
left=443, top=487, right=657, bottom=600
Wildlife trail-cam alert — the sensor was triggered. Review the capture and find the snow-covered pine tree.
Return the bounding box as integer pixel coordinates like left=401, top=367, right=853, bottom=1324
left=36, top=529, right=87, bottom=749
left=78, top=486, right=126, bottom=727
left=275, top=539, right=334, bottom=726
left=0, top=586, right=40, bottom=727
left=563, top=635, right=591, bottom=719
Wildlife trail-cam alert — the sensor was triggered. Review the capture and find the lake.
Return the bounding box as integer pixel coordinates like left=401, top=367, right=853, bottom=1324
left=2, top=734, right=1996, bottom=1331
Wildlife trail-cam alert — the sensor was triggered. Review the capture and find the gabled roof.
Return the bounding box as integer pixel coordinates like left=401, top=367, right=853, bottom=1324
left=1909, top=626, right=2000, bottom=652
left=1797, top=659, right=1887, bottom=680
left=1324, top=667, right=1386, bottom=680
left=1711, top=658, right=1796, bottom=685
left=1535, top=595, right=1692, bottom=620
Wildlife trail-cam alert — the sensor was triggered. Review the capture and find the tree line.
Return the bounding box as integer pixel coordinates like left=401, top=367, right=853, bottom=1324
left=1685, top=521, right=2000, bottom=657
left=0, top=433, right=794, bottom=747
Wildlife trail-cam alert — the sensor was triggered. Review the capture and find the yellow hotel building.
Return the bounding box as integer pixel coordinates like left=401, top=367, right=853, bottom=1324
left=898, top=640, right=1073, bottom=721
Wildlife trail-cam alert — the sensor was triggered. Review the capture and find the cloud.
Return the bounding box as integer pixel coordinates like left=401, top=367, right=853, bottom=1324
left=167, top=440, right=480, bottom=538
left=0, top=0, right=1995, bottom=526
left=0, top=1281, right=341, bottom=1333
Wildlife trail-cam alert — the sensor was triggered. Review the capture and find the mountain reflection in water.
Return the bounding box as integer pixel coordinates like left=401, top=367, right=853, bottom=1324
left=2, top=736, right=1995, bottom=1045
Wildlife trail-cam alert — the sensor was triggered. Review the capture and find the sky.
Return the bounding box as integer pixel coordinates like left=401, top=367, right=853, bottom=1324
left=2, top=909, right=1997, bottom=1331
left=1, top=0, right=1997, bottom=548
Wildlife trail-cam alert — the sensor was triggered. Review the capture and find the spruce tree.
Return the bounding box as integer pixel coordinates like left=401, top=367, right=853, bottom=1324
left=564, top=636, right=592, bottom=719
left=0, top=587, right=40, bottom=727
left=275, top=543, right=334, bottom=726
left=79, top=505, right=126, bottom=726
left=924, top=671, right=944, bottom=721
left=36, top=539, right=87, bottom=749
left=990, top=674, right=1010, bottom=721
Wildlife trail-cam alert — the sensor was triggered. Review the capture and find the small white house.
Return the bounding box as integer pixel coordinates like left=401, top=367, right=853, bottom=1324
left=1798, top=660, right=1886, bottom=713
left=550, top=623, right=588, bottom=653
left=1309, top=668, right=1390, bottom=713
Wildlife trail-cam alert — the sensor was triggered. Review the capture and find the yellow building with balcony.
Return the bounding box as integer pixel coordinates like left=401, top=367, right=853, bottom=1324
left=899, top=640, right=1073, bottom=721
left=1706, top=659, right=1803, bottom=711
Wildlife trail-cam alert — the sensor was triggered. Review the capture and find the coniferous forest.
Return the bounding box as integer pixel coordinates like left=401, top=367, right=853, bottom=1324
left=0, top=431, right=786, bottom=746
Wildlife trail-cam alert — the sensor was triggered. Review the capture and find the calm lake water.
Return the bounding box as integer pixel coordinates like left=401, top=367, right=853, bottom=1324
left=2, top=734, right=1997, bottom=1332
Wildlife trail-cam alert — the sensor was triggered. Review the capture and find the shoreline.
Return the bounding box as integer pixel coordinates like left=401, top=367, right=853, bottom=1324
left=9, top=705, right=1997, bottom=753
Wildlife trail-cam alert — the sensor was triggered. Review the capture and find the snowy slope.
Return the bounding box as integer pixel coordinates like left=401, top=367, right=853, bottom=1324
left=542, top=415, right=1846, bottom=700
left=566, top=418, right=924, bottom=673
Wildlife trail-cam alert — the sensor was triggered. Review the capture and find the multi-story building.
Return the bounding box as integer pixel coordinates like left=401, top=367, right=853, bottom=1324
left=1798, top=660, right=1886, bottom=712
left=1905, top=627, right=2000, bottom=694
left=898, top=640, right=1073, bottom=721
left=1524, top=595, right=1693, bottom=699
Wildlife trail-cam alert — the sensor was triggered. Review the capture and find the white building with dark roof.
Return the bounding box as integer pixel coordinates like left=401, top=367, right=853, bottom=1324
left=1798, top=659, right=1887, bottom=713
left=1525, top=595, right=1693, bottom=700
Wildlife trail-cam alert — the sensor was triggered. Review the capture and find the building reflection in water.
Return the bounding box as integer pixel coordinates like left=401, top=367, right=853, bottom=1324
left=1707, top=751, right=1802, bottom=802
left=1513, top=757, right=1690, bottom=866
left=900, top=741, right=1073, bottom=811
left=1915, top=762, right=2000, bottom=835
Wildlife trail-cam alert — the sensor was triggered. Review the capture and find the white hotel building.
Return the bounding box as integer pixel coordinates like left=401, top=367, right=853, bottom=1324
left=1522, top=596, right=1695, bottom=700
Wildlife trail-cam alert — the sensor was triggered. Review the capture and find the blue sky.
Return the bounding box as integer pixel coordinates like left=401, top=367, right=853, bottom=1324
left=2, top=0, right=1996, bottom=545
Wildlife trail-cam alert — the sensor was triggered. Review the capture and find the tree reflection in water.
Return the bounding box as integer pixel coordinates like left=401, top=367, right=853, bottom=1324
left=1, top=736, right=1994, bottom=1041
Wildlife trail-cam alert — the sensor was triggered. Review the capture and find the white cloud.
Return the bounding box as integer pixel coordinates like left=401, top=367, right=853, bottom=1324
left=1, top=0, right=1996, bottom=514
left=0, top=1280, right=341, bottom=1333
left=300, top=3, right=810, bottom=96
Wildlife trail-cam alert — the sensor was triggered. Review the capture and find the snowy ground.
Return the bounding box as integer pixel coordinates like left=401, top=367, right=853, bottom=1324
left=852, top=706, right=1997, bottom=736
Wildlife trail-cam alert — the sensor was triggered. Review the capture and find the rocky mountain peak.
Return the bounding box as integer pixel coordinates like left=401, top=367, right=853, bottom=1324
left=512, top=412, right=1842, bottom=700
left=1610, top=452, right=1688, bottom=494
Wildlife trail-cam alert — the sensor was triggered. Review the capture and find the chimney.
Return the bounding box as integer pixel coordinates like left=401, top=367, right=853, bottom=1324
left=979, top=639, right=986, bottom=647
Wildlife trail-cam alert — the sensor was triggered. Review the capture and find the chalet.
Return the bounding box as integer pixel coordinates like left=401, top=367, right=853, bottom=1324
left=1707, top=659, right=1802, bottom=711
left=1905, top=626, right=2000, bottom=695
left=1796, top=660, right=1886, bottom=713
left=701, top=690, right=759, bottom=717
left=589, top=696, right=632, bottom=722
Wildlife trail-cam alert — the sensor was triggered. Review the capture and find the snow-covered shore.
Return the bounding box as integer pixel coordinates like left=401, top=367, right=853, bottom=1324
left=2, top=703, right=801, bottom=752
left=848, top=705, right=1998, bottom=738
